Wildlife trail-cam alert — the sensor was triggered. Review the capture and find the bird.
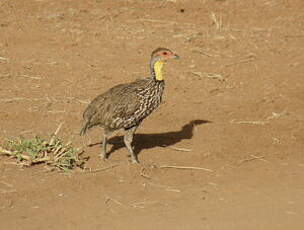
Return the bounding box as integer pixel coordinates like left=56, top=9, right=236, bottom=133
left=80, top=47, right=179, bottom=163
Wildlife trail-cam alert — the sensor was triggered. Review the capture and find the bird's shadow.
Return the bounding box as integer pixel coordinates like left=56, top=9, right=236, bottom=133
left=89, top=119, right=210, bottom=158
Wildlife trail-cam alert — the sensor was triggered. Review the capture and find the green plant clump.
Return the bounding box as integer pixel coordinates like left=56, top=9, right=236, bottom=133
left=0, top=135, right=85, bottom=172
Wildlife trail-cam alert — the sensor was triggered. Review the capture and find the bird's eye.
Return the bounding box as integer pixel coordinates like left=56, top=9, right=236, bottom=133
left=162, top=51, right=168, bottom=55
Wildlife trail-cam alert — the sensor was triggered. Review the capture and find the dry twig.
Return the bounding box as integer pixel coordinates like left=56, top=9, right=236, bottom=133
left=49, top=123, right=63, bottom=145
left=82, top=164, right=120, bottom=173
left=18, top=74, right=42, bottom=80
left=140, top=167, right=152, bottom=180
left=158, top=165, right=213, bottom=172
left=190, top=71, right=225, bottom=81
left=162, top=145, right=192, bottom=152
left=105, top=197, right=128, bottom=208
left=237, top=155, right=266, bottom=166
left=0, top=56, right=8, bottom=61
left=224, top=55, right=256, bottom=67
left=230, top=119, right=268, bottom=125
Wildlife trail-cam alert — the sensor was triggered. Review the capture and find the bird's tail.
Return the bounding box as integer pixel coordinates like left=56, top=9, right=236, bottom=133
left=79, top=122, right=90, bottom=136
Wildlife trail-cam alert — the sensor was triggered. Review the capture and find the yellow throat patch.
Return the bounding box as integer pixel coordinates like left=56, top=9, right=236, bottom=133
left=154, top=61, right=165, bottom=81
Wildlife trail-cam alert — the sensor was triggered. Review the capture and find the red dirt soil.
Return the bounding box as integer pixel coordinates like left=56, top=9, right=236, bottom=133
left=1, top=0, right=304, bottom=229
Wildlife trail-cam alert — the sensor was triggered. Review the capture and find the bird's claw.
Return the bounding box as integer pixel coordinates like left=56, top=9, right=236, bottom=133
left=131, top=157, right=140, bottom=164
left=100, top=153, right=108, bottom=161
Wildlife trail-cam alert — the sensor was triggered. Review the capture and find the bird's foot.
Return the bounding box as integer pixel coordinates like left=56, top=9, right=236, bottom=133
left=99, top=153, right=108, bottom=161
left=127, top=152, right=139, bottom=164
left=130, top=157, right=140, bottom=164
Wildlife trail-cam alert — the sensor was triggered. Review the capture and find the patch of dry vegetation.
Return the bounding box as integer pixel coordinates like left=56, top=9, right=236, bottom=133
left=0, top=125, right=86, bottom=172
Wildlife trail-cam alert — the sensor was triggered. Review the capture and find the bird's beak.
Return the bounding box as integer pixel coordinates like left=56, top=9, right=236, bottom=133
left=173, top=54, right=180, bottom=60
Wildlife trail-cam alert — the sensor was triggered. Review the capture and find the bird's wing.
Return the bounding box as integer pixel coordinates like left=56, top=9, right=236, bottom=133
left=107, top=85, right=142, bottom=129
left=82, top=78, right=150, bottom=130
left=82, top=83, right=125, bottom=126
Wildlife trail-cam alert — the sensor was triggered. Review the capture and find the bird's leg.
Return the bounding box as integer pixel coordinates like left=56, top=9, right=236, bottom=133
left=124, top=126, right=139, bottom=164
left=100, top=130, right=111, bottom=160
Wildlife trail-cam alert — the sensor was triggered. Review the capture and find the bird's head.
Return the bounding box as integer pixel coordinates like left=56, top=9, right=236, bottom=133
left=151, top=47, right=179, bottom=62
left=150, top=47, right=179, bottom=81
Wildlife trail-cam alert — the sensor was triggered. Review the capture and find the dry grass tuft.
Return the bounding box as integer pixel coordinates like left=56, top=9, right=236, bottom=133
left=210, top=12, right=223, bottom=32
left=0, top=134, right=86, bottom=172
left=191, top=71, right=226, bottom=81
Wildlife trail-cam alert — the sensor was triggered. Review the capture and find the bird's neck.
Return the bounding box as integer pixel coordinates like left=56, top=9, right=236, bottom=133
left=151, top=60, right=165, bottom=81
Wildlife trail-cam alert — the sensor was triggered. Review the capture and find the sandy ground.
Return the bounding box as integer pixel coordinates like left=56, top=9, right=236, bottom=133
left=0, top=0, right=304, bottom=229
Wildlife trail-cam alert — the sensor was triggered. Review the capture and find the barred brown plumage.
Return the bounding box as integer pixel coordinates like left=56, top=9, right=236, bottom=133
left=80, top=48, right=179, bottom=163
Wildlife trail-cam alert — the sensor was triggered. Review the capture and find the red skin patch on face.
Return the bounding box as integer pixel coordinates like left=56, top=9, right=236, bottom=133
left=157, top=51, right=174, bottom=59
